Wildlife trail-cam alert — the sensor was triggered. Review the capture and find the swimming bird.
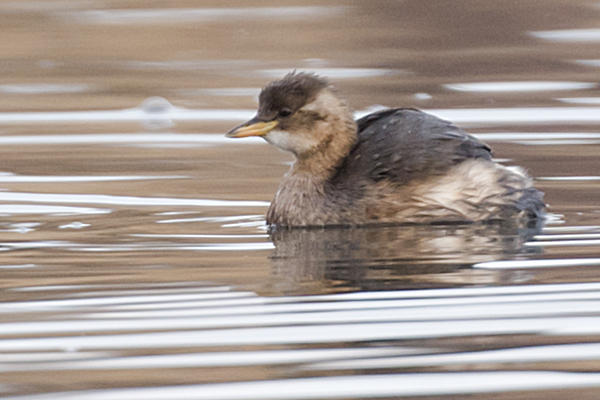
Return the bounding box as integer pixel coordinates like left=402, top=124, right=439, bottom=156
left=227, top=72, right=544, bottom=228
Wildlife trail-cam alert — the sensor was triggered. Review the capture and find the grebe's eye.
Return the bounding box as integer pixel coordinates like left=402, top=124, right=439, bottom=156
left=279, top=108, right=292, bottom=117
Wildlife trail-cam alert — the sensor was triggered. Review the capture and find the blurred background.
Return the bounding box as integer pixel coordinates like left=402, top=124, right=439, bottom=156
left=1, top=1, right=600, bottom=399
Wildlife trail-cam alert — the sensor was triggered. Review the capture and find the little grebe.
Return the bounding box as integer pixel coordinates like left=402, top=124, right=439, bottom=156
left=227, top=72, right=544, bottom=228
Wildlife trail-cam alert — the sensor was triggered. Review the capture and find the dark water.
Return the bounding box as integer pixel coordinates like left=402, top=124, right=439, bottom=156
left=1, top=1, right=600, bottom=399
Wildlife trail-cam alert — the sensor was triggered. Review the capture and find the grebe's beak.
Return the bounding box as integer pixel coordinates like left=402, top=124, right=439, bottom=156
left=226, top=117, right=278, bottom=138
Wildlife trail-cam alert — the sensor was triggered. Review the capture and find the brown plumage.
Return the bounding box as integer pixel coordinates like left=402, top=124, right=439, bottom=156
left=227, top=72, right=545, bottom=228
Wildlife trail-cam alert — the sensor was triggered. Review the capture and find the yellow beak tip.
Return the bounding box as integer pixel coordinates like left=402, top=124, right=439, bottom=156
left=226, top=121, right=278, bottom=139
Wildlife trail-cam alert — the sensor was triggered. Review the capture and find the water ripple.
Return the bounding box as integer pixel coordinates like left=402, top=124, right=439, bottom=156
left=0, top=192, right=268, bottom=207
left=308, top=342, right=600, bottom=371
left=0, top=173, right=186, bottom=183
left=58, top=6, right=348, bottom=25
left=4, top=371, right=600, bottom=399
left=1, top=105, right=600, bottom=127
left=445, top=81, right=595, bottom=92
left=0, top=205, right=109, bottom=215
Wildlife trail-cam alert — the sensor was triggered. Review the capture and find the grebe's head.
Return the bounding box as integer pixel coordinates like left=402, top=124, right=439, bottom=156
left=227, top=72, right=355, bottom=158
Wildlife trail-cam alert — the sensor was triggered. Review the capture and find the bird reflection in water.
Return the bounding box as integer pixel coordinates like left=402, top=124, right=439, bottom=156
left=267, top=221, right=544, bottom=295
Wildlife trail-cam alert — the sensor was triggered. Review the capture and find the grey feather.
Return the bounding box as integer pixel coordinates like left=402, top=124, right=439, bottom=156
left=334, top=108, right=492, bottom=186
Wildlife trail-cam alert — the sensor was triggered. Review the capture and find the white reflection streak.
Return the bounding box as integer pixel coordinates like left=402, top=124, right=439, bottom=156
left=94, top=288, right=600, bottom=316
left=543, top=225, right=600, bottom=233
left=4, top=300, right=600, bottom=335
left=0, top=205, right=109, bottom=215
left=428, top=107, right=600, bottom=125
left=0, top=192, right=268, bottom=207
left=222, top=221, right=266, bottom=228
left=575, top=59, right=600, bottom=67
left=539, top=176, right=600, bottom=181
left=1, top=348, right=410, bottom=371
left=445, top=81, right=595, bottom=92
left=58, top=6, right=348, bottom=24
left=474, top=258, right=600, bottom=269
left=0, top=241, right=74, bottom=251
left=66, top=287, right=235, bottom=297
left=525, top=240, right=600, bottom=247
left=108, top=296, right=268, bottom=312
left=158, top=215, right=263, bottom=224
left=0, top=264, right=37, bottom=269
left=12, top=282, right=216, bottom=292
left=0, top=291, right=258, bottom=313
left=4, top=372, right=600, bottom=399
left=260, top=68, right=396, bottom=79
left=0, top=351, right=108, bottom=363
left=0, top=107, right=600, bottom=127
left=0, top=133, right=262, bottom=145
left=530, top=28, right=600, bottom=42
left=133, top=234, right=268, bottom=238
left=77, top=242, right=275, bottom=252
left=304, top=281, right=600, bottom=301
left=0, top=174, right=186, bottom=183
left=535, top=233, right=600, bottom=240
left=559, top=97, right=600, bottom=104
left=2, top=317, right=600, bottom=351
left=308, top=343, right=600, bottom=370
left=176, top=243, right=273, bottom=251
left=473, top=132, right=600, bottom=141
left=191, top=88, right=260, bottom=97
left=59, top=222, right=90, bottom=229
left=0, top=109, right=256, bottom=124
left=0, top=83, right=92, bottom=94
left=511, top=140, right=600, bottom=145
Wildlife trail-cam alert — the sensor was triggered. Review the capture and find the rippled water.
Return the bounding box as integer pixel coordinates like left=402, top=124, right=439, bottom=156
left=1, top=1, right=600, bottom=399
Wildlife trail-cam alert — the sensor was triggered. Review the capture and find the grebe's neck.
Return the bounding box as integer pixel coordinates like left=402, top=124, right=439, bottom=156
left=291, top=92, right=357, bottom=179
left=265, top=89, right=357, bottom=227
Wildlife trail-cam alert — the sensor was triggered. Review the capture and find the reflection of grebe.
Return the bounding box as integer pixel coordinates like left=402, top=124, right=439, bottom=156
left=227, top=72, right=544, bottom=228
left=267, top=223, right=543, bottom=295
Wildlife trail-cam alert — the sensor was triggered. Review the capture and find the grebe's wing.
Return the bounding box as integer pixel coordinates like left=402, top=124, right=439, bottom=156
left=335, top=108, right=492, bottom=186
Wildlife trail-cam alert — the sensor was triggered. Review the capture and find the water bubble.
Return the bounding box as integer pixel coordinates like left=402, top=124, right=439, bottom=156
left=139, top=97, right=174, bottom=129
left=414, top=93, right=432, bottom=101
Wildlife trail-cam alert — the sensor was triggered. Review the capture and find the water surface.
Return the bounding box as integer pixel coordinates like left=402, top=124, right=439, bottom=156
left=1, top=1, right=600, bottom=399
